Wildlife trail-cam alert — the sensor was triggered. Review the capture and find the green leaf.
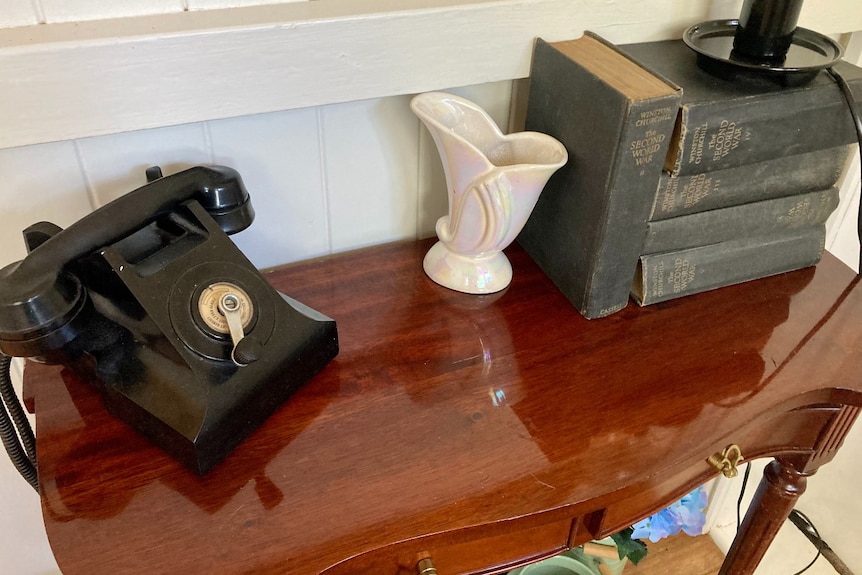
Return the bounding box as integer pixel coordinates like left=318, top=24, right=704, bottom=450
left=610, top=527, right=649, bottom=565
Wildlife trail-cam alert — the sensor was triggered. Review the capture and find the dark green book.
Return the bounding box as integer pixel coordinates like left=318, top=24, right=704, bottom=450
left=518, top=33, right=682, bottom=319
left=651, top=146, right=849, bottom=220
left=642, top=186, right=839, bottom=254
left=618, top=40, right=862, bottom=176
left=632, top=226, right=826, bottom=306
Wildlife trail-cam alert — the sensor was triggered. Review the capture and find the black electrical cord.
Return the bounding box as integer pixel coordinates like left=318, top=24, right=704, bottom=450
left=733, top=464, right=856, bottom=575
left=0, top=352, right=38, bottom=492
left=789, top=509, right=856, bottom=575
left=788, top=510, right=824, bottom=575
left=827, top=66, right=862, bottom=275
left=735, top=461, right=751, bottom=531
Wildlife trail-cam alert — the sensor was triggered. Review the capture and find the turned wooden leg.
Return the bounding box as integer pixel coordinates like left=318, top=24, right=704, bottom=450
left=718, top=458, right=809, bottom=575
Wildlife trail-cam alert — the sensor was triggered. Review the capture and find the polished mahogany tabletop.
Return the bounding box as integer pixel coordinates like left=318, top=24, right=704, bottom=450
left=25, top=239, right=862, bottom=574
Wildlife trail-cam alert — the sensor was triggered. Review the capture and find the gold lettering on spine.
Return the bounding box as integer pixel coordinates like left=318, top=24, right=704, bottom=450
left=630, top=130, right=665, bottom=166
left=668, top=258, right=696, bottom=294
left=635, top=106, right=675, bottom=127
left=599, top=302, right=627, bottom=316
left=707, top=119, right=750, bottom=164
left=630, top=106, right=675, bottom=167
left=681, top=174, right=716, bottom=209
left=659, top=174, right=721, bottom=216
left=651, top=260, right=665, bottom=299
left=658, top=177, right=679, bottom=214
left=779, top=197, right=813, bottom=227
left=688, top=122, right=708, bottom=166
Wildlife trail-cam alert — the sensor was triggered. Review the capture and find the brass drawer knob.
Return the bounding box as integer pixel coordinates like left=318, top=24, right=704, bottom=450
left=417, top=557, right=438, bottom=575
left=708, top=444, right=744, bottom=478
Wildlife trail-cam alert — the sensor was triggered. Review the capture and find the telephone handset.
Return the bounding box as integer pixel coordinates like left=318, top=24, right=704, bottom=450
left=0, top=165, right=338, bottom=474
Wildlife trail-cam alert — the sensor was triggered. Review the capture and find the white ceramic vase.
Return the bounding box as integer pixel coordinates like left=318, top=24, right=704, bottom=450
left=411, top=92, right=567, bottom=294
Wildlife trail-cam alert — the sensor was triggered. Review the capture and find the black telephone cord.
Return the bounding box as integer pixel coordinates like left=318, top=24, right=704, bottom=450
left=0, top=353, right=38, bottom=492
left=0, top=353, right=36, bottom=463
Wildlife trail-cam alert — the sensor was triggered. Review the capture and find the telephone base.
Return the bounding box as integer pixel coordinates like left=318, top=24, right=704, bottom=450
left=82, top=292, right=337, bottom=475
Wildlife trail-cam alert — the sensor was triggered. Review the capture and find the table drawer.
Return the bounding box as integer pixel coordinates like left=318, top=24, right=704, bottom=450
left=322, top=512, right=575, bottom=575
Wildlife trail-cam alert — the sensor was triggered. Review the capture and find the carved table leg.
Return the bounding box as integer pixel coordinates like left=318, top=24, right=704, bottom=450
left=718, top=458, right=809, bottom=575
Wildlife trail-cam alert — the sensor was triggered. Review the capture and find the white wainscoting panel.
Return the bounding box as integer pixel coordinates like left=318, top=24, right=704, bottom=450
left=76, top=123, right=211, bottom=206
left=208, top=107, right=330, bottom=269
left=321, top=95, right=421, bottom=253
left=0, top=140, right=92, bottom=268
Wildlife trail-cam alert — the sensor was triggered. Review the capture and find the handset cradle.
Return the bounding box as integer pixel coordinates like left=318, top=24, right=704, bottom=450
left=0, top=166, right=338, bottom=474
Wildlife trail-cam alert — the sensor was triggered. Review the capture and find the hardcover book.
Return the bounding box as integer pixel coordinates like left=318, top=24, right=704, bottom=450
left=632, top=226, right=826, bottom=306
left=518, top=33, right=682, bottom=319
left=618, top=40, right=862, bottom=176
left=642, top=186, right=839, bottom=254
left=651, top=146, right=849, bottom=220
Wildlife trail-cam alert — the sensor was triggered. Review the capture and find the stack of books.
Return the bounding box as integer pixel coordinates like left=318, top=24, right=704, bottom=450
left=622, top=39, right=859, bottom=307
left=518, top=33, right=683, bottom=319
left=518, top=33, right=862, bottom=318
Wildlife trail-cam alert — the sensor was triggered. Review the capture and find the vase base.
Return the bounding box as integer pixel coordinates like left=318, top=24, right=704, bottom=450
left=422, top=242, right=512, bottom=294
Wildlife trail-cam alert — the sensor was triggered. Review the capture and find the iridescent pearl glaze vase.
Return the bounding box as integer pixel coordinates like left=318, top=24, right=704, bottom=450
left=411, top=92, right=567, bottom=294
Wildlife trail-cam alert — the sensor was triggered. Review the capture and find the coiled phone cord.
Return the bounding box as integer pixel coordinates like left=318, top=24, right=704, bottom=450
left=0, top=352, right=39, bottom=492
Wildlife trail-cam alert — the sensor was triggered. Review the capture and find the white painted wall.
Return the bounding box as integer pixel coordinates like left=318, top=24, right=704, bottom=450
left=0, top=0, right=861, bottom=573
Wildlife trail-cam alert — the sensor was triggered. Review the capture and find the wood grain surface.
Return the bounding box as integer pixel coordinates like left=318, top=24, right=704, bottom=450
left=25, top=239, right=862, bottom=574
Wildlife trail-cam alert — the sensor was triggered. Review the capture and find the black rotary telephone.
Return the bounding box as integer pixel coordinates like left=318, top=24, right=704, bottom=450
left=0, top=165, right=338, bottom=480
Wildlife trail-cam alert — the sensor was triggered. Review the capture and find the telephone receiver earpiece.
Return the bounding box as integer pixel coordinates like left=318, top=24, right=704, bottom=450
left=143, top=165, right=255, bottom=235
left=0, top=165, right=254, bottom=362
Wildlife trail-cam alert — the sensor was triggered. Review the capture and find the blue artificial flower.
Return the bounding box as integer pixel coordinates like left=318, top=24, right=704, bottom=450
left=630, top=485, right=708, bottom=543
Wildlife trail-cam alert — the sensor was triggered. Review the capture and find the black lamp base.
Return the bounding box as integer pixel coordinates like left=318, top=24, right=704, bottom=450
left=683, top=19, right=843, bottom=85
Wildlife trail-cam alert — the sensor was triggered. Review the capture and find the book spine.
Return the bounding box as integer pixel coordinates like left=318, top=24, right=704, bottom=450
left=651, top=146, right=848, bottom=220
left=643, top=186, right=838, bottom=254
left=518, top=38, right=681, bottom=319
left=580, top=97, right=680, bottom=317
left=668, top=65, right=862, bottom=176
left=632, top=226, right=826, bottom=306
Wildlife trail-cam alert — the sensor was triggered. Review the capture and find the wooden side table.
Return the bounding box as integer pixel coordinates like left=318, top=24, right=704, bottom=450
left=24, top=239, right=862, bottom=574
